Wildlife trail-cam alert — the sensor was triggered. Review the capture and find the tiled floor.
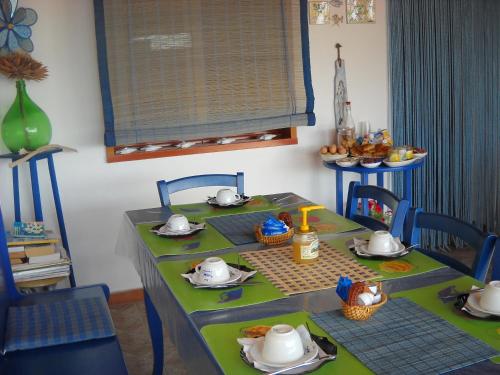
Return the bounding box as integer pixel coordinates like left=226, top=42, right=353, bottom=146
left=110, top=302, right=187, bottom=375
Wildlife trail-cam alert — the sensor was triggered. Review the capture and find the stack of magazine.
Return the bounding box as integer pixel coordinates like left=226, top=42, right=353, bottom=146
left=7, top=229, right=71, bottom=283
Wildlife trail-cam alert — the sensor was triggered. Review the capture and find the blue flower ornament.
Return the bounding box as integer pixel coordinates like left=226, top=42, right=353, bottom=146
left=0, top=0, right=38, bottom=54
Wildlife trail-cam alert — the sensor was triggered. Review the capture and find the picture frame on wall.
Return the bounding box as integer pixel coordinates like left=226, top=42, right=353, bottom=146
left=309, top=1, right=332, bottom=25
left=346, top=0, right=376, bottom=24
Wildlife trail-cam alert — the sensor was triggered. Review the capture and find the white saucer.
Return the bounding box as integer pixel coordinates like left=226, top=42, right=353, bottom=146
left=466, top=293, right=500, bottom=316
left=413, top=152, right=428, bottom=159
left=383, top=158, right=416, bottom=167
left=152, top=222, right=205, bottom=237
left=320, top=152, right=348, bottom=162
left=249, top=339, right=319, bottom=369
left=191, top=267, right=242, bottom=286
left=359, top=239, right=406, bottom=256
left=207, top=196, right=252, bottom=207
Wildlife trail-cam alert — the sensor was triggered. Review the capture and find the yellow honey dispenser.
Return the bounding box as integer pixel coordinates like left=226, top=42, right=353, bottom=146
left=292, top=205, right=325, bottom=264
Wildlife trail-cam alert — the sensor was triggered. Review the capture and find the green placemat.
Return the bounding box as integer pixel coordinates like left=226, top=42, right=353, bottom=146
left=170, top=196, right=278, bottom=219
left=289, top=208, right=364, bottom=235
left=201, top=311, right=371, bottom=374
left=156, top=253, right=287, bottom=313
left=136, top=222, right=233, bottom=257
left=327, top=234, right=446, bottom=280
left=392, top=276, right=500, bottom=363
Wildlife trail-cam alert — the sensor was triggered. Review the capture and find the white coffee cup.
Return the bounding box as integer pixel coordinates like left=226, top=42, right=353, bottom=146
left=165, top=214, right=190, bottom=232
left=195, top=257, right=230, bottom=284
left=216, top=189, right=240, bottom=205
left=479, top=280, right=500, bottom=312
left=367, top=231, right=395, bottom=254
left=261, top=324, right=304, bottom=364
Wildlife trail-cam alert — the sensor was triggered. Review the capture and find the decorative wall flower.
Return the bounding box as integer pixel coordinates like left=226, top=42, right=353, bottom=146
left=0, top=0, right=38, bottom=55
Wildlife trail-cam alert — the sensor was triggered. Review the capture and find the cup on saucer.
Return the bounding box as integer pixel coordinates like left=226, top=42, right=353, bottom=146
left=261, top=324, right=304, bottom=365
left=195, top=257, right=230, bottom=284
left=479, top=281, right=500, bottom=313
left=367, top=231, right=396, bottom=254
left=165, top=214, right=190, bottom=232
left=216, top=189, right=241, bottom=205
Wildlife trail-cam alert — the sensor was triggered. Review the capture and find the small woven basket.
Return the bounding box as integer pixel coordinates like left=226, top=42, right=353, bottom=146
left=341, top=293, right=388, bottom=321
left=254, top=225, right=294, bottom=246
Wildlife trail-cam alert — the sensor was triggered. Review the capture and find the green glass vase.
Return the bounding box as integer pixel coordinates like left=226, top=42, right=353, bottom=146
left=1, top=80, right=52, bottom=153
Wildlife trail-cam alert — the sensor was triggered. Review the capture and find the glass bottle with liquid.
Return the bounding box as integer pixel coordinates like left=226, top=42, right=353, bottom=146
left=292, top=205, right=325, bottom=264
left=337, top=101, right=355, bottom=148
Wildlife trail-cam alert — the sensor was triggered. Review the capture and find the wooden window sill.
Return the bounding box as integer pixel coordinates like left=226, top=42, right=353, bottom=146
left=106, top=128, right=297, bottom=163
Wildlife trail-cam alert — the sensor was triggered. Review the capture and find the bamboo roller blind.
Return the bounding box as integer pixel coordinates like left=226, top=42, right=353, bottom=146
left=95, top=0, right=314, bottom=147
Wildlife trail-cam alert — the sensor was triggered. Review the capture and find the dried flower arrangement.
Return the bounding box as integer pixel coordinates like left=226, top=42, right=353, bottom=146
left=0, top=52, right=48, bottom=81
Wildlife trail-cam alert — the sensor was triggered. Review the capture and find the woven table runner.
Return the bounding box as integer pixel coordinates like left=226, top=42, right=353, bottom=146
left=169, top=195, right=278, bottom=219
left=311, top=298, right=498, bottom=375
left=240, top=241, right=381, bottom=295
left=207, top=211, right=273, bottom=245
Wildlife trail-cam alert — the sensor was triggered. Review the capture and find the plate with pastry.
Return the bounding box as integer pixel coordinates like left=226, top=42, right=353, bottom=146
left=336, top=157, right=360, bottom=168
left=412, top=147, right=428, bottom=159
left=360, top=157, right=383, bottom=168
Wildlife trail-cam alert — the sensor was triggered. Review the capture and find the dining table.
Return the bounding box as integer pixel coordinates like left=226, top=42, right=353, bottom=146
left=116, top=192, right=499, bottom=375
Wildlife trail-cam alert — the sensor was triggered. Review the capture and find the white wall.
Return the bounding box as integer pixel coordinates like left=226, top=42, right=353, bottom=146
left=0, top=0, right=388, bottom=292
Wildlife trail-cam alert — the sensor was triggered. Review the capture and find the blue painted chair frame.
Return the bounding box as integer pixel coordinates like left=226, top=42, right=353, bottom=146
left=157, top=172, right=245, bottom=206
left=404, top=208, right=497, bottom=282
left=0, top=206, right=127, bottom=374
left=345, top=181, right=410, bottom=238
left=492, top=238, right=500, bottom=280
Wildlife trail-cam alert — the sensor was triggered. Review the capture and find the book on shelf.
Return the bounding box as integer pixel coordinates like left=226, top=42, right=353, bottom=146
left=28, top=252, right=61, bottom=264
left=25, top=244, right=56, bottom=257
left=10, top=258, right=24, bottom=265
left=7, top=231, right=59, bottom=247
left=13, top=264, right=70, bottom=282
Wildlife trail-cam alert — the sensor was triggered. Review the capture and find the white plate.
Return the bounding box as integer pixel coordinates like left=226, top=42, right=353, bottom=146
left=383, top=158, right=416, bottom=167
left=359, top=239, right=406, bottom=256
left=249, top=339, right=319, bottom=369
left=320, top=153, right=348, bottom=162
left=466, top=293, right=500, bottom=316
left=336, top=157, right=360, bottom=167
left=360, top=160, right=382, bottom=168
left=191, top=267, right=242, bottom=286
left=412, top=151, right=428, bottom=159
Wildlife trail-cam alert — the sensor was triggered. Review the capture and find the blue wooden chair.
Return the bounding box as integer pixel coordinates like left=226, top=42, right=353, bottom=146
left=345, top=181, right=410, bottom=238
left=0, top=208, right=128, bottom=374
left=157, top=172, right=244, bottom=206
left=404, top=208, right=497, bottom=282
left=492, top=238, right=500, bottom=281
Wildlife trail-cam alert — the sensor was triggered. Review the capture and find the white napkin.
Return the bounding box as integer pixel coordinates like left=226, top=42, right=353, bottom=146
left=237, top=325, right=316, bottom=373
left=181, top=266, right=257, bottom=286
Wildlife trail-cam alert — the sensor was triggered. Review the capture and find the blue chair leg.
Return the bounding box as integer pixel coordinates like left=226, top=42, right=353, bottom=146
left=144, top=290, right=164, bottom=375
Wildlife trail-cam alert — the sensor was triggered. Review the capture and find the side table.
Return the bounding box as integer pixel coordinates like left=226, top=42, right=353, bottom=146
left=323, top=158, right=425, bottom=215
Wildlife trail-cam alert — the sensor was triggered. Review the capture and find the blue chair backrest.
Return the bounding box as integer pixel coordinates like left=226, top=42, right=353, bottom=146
left=492, top=238, right=500, bottom=280
left=345, top=181, right=410, bottom=238
left=405, top=208, right=497, bottom=282
left=157, top=172, right=245, bottom=206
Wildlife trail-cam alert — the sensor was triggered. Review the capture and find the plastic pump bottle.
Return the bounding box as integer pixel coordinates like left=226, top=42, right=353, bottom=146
left=292, top=205, right=325, bottom=264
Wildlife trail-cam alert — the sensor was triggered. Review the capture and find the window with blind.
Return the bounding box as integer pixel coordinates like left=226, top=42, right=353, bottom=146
left=94, top=0, right=315, bottom=162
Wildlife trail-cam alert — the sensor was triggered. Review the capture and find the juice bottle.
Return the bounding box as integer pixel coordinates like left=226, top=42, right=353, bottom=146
left=292, top=205, right=325, bottom=264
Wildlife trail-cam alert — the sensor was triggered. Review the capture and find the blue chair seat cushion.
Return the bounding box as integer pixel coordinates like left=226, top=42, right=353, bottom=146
left=3, top=296, right=115, bottom=352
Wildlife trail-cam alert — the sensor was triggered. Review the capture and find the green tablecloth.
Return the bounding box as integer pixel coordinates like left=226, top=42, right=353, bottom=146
left=391, top=276, right=500, bottom=363
left=156, top=253, right=286, bottom=313
left=170, top=196, right=278, bottom=219
left=289, top=208, right=364, bottom=235
left=201, top=311, right=371, bottom=374
left=136, top=222, right=233, bottom=257
left=327, top=234, right=446, bottom=280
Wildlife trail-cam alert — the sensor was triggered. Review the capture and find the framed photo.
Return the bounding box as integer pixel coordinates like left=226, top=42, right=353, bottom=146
left=346, top=0, right=376, bottom=24
left=309, top=1, right=332, bottom=25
